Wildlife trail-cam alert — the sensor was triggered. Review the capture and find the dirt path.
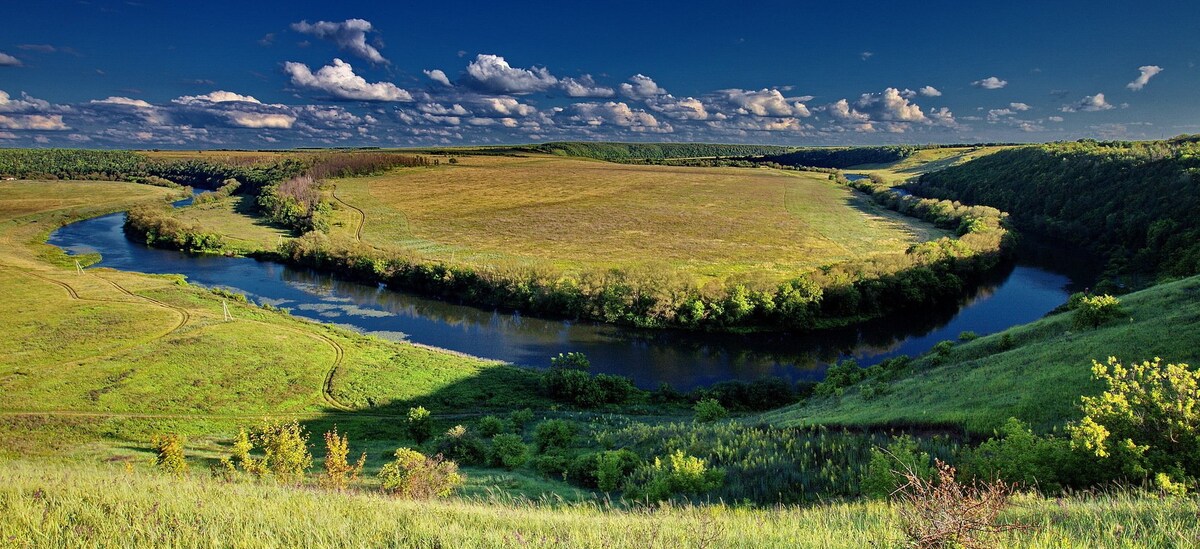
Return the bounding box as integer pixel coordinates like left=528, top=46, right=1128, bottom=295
left=332, top=185, right=366, bottom=241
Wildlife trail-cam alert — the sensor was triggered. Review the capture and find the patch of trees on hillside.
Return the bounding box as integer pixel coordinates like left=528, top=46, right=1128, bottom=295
left=910, top=137, right=1200, bottom=282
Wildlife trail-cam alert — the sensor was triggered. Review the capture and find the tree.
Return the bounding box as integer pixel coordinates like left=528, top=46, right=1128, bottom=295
left=318, top=426, right=366, bottom=491
left=1070, top=357, right=1200, bottom=490
left=225, top=420, right=312, bottom=483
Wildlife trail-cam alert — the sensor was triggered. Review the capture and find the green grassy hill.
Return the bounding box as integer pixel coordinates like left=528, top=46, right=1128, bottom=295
left=762, top=274, right=1200, bottom=433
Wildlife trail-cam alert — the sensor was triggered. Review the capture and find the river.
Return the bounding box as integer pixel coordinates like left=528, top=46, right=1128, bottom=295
left=48, top=197, right=1092, bottom=391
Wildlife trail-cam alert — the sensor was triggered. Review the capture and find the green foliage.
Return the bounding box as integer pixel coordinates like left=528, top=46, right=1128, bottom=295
left=625, top=450, right=725, bottom=502
left=861, top=436, right=934, bottom=499
left=124, top=204, right=224, bottom=252
left=550, top=352, right=590, bottom=371
left=759, top=146, right=919, bottom=169
left=962, top=418, right=1085, bottom=492
left=958, top=331, right=979, bottom=341
left=693, top=398, right=728, bottom=422
left=226, top=421, right=313, bottom=484
left=541, top=353, right=640, bottom=407
left=1072, top=294, right=1125, bottom=329
left=150, top=433, right=188, bottom=477
left=533, top=142, right=793, bottom=162
left=595, top=449, right=641, bottom=492
left=378, top=448, right=464, bottom=499
left=433, top=425, right=486, bottom=465
left=488, top=434, right=528, bottom=470
left=533, top=420, right=576, bottom=453
left=406, top=406, right=434, bottom=443
left=913, top=139, right=1200, bottom=280
left=1070, top=357, right=1200, bottom=489
left=814, top=360, right=866, bottom=397
left=477, top=415, right=508, bottom=438
left=509, top=408, right=534, bottom=431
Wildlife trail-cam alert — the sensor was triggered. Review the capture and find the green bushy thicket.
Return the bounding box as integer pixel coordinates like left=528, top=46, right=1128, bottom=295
left=124, top=204, right=224, bottom=252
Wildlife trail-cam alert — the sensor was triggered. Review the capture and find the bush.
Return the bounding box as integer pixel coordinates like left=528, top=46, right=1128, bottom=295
left=625, top=450, right=725, bottom=502
left=596, top=449, right=641, bottom=492
left=962, top=418, right=1083, bottom=493
left=693, top=398, right=728, bottom=423
left=1072, top=294, right=1125, bottom=328
left=509, top=408, right=534, bottom=431
left=406, top=406, right=435, bottom=443
left=958, top=331, right=979, bottom=341
left=533, top=419, right=577, bottom=453
left=897, top=460, right=1023, bottom=549
left=477, top=415, right=508, bottom=438
left=861, top=435, right=934, bottom=499
left=317, top=427, right=365, bottom=492
left=433, top=425, right=486, bottom=465
left=150, top=433, right=188, bottom=477
left=1070, top=357, right=1200, bottom=489
left=378, top=448, right=464, bottom=499
left=814, top=360, right=866, bottom=397
left=227, top=420, right=312, bottom=484
left=489, top=434, right=528, bottom=469
left=533, top=452, right=572, bottom=479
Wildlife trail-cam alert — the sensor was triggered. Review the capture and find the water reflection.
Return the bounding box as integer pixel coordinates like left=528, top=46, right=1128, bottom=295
left=50, top=211, right=1080, bottom=390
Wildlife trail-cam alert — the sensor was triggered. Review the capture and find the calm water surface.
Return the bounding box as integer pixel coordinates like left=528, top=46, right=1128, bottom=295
left=49, top=203, right=1089, bottom=390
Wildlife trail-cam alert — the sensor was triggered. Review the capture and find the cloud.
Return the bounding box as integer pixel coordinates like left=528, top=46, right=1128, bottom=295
left=1126, top=65, right=1163, bottom=91
left=90, top=96, right=153, bottom=108
left=1009, top=102, right=1031, bottom=111
left=564, top=101, right=670, bottom=132
left=225, top=113, right=295, bottom=129
left=285, top=59, right=412, bottom=101
left=17, top=44, right=57, bottom=53
left=0, top=53, right=21, bottom=67
left=173, top=90, right=261, bottom=105
left=854, top=87, right=927, bottom=122
left=918, top=86, right=942, bottom=97
left=290, top=19, right=387, bottom=64
left=647, top=95, right=709, bottom=120
left=561, top=75, right=614, bottom=98
left=0, top=114, right=68, bottom=130
left=618, top=74, right=668, bottom=100
left=424, top=69, right=452, bottom=87
left=473, top=97, right=537, bottom=117
left=717, top=88, right=809, bottom=117
left=860, top=51, right=874, bottom=61
left=465, top=54, right=557, bottom=94
left=1047, top=116, right=1064, bottom=122
left=972, top=76, right=1007, bottom=89
left=1061, top=93, right=1114, bottom=113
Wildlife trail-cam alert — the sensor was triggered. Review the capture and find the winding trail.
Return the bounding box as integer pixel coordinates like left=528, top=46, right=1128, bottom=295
left=332, top=185, right=366, bottom=241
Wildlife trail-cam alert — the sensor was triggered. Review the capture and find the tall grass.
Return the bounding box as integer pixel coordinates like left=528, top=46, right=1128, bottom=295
left=1, top=460, right=1196, bottom=548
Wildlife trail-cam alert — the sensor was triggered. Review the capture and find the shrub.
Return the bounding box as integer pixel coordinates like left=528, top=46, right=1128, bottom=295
left=253, top=420, right=313, bottom=484
left=958, top=331, right=979, bottom=341
left=814, top=360, right=866, bottom=397
left=896, top=460, right=1024, bottom=549
left=533, top=452, right=572, bottom=479
left=595, top=449, right=641, bottom=492
left=378, top=448, right=464, bottom=499
left=477, top=415, right=508, bottom=438
left=861, top=435, right=934, bottom=499
left=433, top=425, right=486, bottom=465
left=961, top=418, right=1082, bottom=492
left=550, top=352, right=591, bottom=371
left=150, top=433, right=188, bottom=477
left=509, top=408, right=534, bottom=431
left=533, top=419, right=577, bottom=453
left=489, top=434, right=528, bottom=469
left=1072, top=294, right=1125, bottom=328
left=693, top=398, right=728, bottom=423
left=1069, top=357, right=1200, bottom=488
left=317, top=427, right=366, bottom=492
left=626, top=450, right=725, bottom=502
left=406, top=406, right=435, bottom=443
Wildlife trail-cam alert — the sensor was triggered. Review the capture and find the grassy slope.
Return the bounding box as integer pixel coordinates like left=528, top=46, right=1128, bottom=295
left=762, top=275, right=1200, bottom=433
left=845, top=146, right=1011, bottom=184
left=327, top=155, right=946, bottom=282
left=0, top=179, right=543, bottom=461
left=168, top=195, right=293, bottom=254
left=1, top=459, right=1196, bottom=548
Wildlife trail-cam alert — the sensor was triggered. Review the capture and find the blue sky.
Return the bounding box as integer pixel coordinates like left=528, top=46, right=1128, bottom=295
left=1, top=0, right=1198, bottom=148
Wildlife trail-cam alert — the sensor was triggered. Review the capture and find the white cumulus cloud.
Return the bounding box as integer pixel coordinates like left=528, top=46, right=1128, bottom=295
left=285, top=59, right=411, bottom=101
left=0, top=53, right=21, bottom=67
left=618, top=74, right=668, bottom=100
left=90, top=96, right=153, bottom=108
left=465, top=54, right=557, bottom=94
left=560, top=75, right=614, bottom=98
left=424, top=69, right=452, bottom=87
left=718, top=88, right=810, bottom=117
left=1061, top=93, right=1114, bottom=113
left=919, top=86, right=942, bottom=97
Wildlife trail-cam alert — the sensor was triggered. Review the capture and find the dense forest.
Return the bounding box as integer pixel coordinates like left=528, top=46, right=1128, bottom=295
left=911, top=137, right=1200, bottom=283
left=754, top=146, right=919, bottom=169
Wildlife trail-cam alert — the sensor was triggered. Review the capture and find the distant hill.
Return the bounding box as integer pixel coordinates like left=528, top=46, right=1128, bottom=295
left=530, top=141, right=794, bottom=161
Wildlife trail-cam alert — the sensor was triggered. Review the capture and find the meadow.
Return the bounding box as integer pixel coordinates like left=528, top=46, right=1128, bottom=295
left=326, top=155, right=945, bottom=282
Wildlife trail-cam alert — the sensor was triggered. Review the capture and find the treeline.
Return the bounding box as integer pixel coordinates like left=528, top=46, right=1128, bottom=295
left=308, top=152, right=430, bottom=179
left=910, top=137, right=1200, bottom=283
left=754, top=146, right=920, bottom=169
left=531, top=142, right=795, bottom=162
